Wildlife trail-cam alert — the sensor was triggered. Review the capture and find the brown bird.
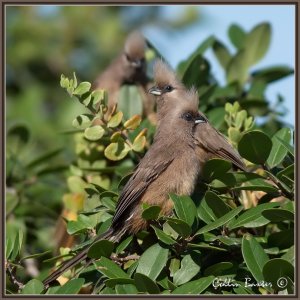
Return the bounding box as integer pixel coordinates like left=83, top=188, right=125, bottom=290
left=148, top=60, right=246, bottom=172
left=43, top=60, right=245, bottom=287
left=93, top=31, right=154, bottom=119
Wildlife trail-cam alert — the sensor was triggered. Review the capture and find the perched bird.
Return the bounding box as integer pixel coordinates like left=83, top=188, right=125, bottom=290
left=148, top=60, right=246, bottom=172
left=93, top=31, right=154, bottom=118
left=43, top=60, right=245, bottom=287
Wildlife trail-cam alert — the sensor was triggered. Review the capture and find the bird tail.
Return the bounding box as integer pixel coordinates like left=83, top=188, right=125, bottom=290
left=43, top=228, right=114, bottom=288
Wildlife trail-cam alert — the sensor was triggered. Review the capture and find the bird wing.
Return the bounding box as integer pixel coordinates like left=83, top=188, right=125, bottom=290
left=194, top=124, right=246, bottom=171
left=111, top=150, right=174, bottom=227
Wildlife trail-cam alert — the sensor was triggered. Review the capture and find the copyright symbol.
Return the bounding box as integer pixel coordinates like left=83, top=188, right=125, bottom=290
left=277, top=277, right=288, bottom=289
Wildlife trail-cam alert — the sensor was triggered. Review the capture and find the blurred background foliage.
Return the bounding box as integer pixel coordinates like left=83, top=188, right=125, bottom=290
left=6, top=5, right=294, bottom=295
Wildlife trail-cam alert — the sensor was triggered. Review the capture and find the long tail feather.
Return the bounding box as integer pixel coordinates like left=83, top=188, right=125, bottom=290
left=43, top=228, right=114, bottom=287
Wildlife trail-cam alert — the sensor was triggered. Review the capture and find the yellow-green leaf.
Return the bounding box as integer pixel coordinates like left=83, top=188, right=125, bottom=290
left=124, top=115, right=141, bottom=130
left=104, top=140, right=131, bottom=161
left=132, top=135, right=146, bottom=152
left=84, top=125, right=105, bottom=141
left=108, top=111, right=123, bottom=128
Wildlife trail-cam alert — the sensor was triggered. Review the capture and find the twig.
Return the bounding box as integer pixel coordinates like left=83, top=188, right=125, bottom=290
left=6, top=261, right=24, bottom=292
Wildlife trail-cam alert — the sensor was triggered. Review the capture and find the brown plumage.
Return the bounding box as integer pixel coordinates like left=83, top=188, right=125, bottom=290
left=93, top=31, right=154, bottom=118
left=149, top=60, right=246, bottom=172
left=43, top=60, right=245, bottom=288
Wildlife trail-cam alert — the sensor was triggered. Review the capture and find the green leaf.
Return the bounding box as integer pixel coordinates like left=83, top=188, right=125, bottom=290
left=226, top=50, right=248, bottom=85
left=21, top=250, right=51, bottom=262
left=268, top=229, right=294, bottom=250
left=204, top=262, right=234, bottom=276
left=115, top=284, right=139, bottom=294
left=66, top=214, right=94, bottom=235
left=73, top=81, right=91, bottom=96
left=197, top=191, right=230, bottom=224
left=263, top=259, right=294, bottom=291
left=173, top=254, right=200, bottom=285
left=94, top=257, right=129, bottom=279
left=267, top=128, right=292, bottom=168
left=132, top=134, right=146, bottom=152
left=182, top=55, right=210, bottom=88
left=104, top=140, right=131, bottom=161
left=21, top=279, right=44, bottom=294
left=244, top=22, right=271, bottom=66
left=195, top=206, right=243, bottom=236
left=84, top=125, right=105, bottom=141
left=177, top=35, right=215, bottom=76
left=87, top=240, right=114, bottom=259
left=276, top=137, right=294, bottom=157
left=261, top=209, right=294, bottom=222
left=105, top=278, right=135, bottom=288
left=118, top=86, right=143, bottom=120
left=282, top=246, right=295, bottom=266
left=238, top=130, right=272, bottom=164
left=228, top=203, right=280, bottom=230
left=169, top=194, right=196, bottom=226
left=228, top=23, right=246, bottom=49
left=72, top=114, right=94, bottom=129
left=151, top=226, right=176, bottom=245
left=212, top=40, right=231, bottom=69
left=107, top=111, right=123, bottom=128
left=252, top=66, right=294, bottom=83
left=55, top=278, right=85, bottom=294
left=172, top=276, right=214, bottom=294
left=134, top=273, right=160, bottom=294
left=115, top=236, right=133, bottom=254
left=202, top=158, right=232, bottom=182
left=136, top=243, right=169, bottom=280
left=232, top=178, right=278, bottom=193
left=142, top=205, right=161, bottom=220
left=7, top=124, right=30, bottom=144
left=165, top=217, right=192, bottom=238
left=123, top=114, right=142, bottom=130
left=242, top=234, right=269, bottom=282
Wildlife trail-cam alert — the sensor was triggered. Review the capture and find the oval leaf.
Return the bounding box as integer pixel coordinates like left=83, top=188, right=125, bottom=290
left=195, top=206, right=243, bottom=236
left=87, top=240, right=114, bottom=259
left=136, top=243, right=169, bottom=281
left=84, top=125, right=105, bottom=141
left=151, top=225, right=176, bottom=245
left=22, top=279, right=44, bottom=295
left=244, top=22, right=271, bottom=66
left=242, top=234, right=269, bottom=282
left=72, top=114, right=94, bottom=129
left=238, top=130, right=272, bottom=164
left=55, top=278, right=85, bottom=294
left=94, top=257, right=129, bottom=279
left=104, top=140, right=131, bottom=161
left=107, top=111, right=123, bottom=128
left=267, top=128, right=292, bottom=168
left=173, top=254, right=200, bottom=285
left=123, top=114, right=142, bottom=130
left=263, top=259, right=294, bottom=291
left=169, top=194, right=197, bottom=226
left=134, top=273, right=160, bottom=294
left=228, top=23, right=246, bottom=49
left=73, top=81, right=91, bottom=96
left=172, top=276, right=214, bottom=294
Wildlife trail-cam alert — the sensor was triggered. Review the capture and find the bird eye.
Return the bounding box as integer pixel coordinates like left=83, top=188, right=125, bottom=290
left=164, top=85, right=174, bottom=92
left=182, top=112, right=193, bottom=121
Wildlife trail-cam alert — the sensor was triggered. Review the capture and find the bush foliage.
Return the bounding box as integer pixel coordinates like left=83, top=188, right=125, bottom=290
left=6, top=20, right=294, bottom=295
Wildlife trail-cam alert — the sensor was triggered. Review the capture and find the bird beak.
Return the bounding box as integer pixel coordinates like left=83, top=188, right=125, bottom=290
left=194, top=117, right=206, bottom=124
left=131, top=60, right=142, bottom=68
left=148, top=86, right=162, bottom=96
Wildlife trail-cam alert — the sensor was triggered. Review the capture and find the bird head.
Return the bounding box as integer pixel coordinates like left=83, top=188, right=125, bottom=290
left=123, top=31, right=146, bottom=72
left=149, top=60, right=199, bottom=122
